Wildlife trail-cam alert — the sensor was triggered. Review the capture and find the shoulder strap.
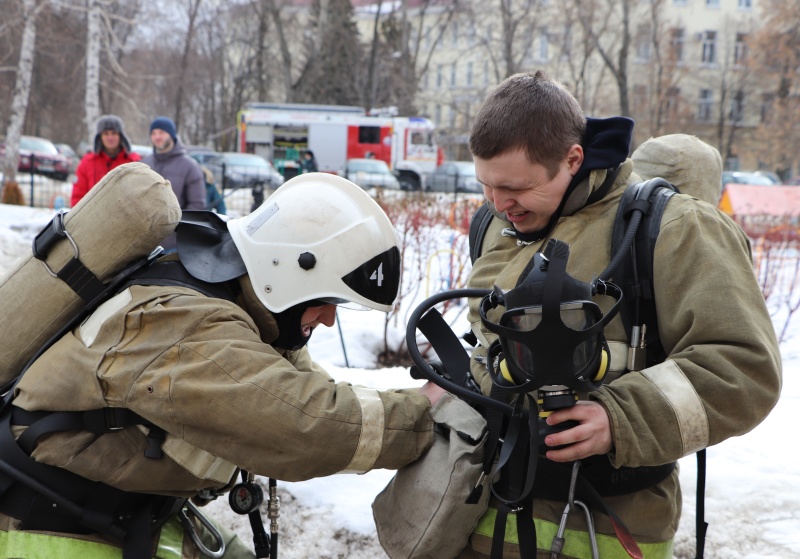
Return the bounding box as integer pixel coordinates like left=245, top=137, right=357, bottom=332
left=469, top=202, right=494, bottom=265
left=123, top=259, right=239, bottom=303
left=610, top=180, right=678, bottom=367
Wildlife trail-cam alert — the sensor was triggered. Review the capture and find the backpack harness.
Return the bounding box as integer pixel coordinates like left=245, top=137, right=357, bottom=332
left=461, top=179, right=707, bottom=559
left=0, top=217, right=276, bottom=559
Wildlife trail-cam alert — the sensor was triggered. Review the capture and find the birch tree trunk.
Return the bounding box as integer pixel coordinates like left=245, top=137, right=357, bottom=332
left=2, top=0, right=39, bottom=188
left=85, top=0, right=102, bottom=143
left=174, top=0, right=203, bottom=131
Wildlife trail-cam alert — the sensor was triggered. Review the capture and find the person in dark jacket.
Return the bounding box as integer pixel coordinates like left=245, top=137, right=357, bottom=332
left=202, top=166, right=226, bottom=214
left=143, top=116, right=206, bottom=251
left=301, top=150, right=318, bottom=173
left=70, top=114, right=140, bottom=207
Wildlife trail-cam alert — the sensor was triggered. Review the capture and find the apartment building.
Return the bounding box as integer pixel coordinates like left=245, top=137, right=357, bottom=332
left=402, top=0, right=768, bottom=171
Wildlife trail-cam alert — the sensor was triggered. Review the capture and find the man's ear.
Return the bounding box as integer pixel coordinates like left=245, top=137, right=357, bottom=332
left=566, top=144, right=584, bottom=175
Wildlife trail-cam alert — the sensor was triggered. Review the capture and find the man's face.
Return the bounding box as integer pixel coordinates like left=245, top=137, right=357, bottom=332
left=101, top=130, right=120, bottom=152
left=300, top=304, right=337, bottom=338
left=474, top=147, right=583, bottom=234
left=150, top=129, right=172, bottom=151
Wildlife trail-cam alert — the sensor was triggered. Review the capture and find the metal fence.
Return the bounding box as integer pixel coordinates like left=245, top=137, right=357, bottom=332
left=3, top=173, right=72, bottom=210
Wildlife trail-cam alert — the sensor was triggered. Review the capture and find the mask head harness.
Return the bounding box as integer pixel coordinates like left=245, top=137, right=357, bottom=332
left=479, top=238, right=622, bottom=414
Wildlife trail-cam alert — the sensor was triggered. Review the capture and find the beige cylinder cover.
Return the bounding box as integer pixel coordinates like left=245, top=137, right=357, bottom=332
left=0, top=162, right=181, bottom=383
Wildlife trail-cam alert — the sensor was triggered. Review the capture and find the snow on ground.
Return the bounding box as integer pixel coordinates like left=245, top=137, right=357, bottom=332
left=1, top=202, right=799, bottom=558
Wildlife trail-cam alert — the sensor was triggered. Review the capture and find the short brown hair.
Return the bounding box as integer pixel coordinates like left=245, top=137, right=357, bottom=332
left=469, top=71, right=586, bottom=178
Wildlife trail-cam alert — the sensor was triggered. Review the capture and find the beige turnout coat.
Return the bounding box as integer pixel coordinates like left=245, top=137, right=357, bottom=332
left=12, top=281, right=434, bottom=497
left=464, top=159, right=781, bottom=555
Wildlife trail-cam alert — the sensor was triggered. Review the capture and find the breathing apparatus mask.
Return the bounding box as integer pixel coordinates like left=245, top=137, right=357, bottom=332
left=477, top=238, right=622, bottom=426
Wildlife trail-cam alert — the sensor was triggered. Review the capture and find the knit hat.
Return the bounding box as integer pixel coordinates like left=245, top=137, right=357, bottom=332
left=149, top=116, right=178, bottom=142
left=94, top=114, right=131, bottom=154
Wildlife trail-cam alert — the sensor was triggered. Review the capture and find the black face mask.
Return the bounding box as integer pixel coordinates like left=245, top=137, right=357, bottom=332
left=479, top=238, right=622, bottom=392
left=272, top=300, right=323, bottom=351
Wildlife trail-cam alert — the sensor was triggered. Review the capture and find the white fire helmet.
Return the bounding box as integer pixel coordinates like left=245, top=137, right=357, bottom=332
left=227, top=173, right=401, bottom=314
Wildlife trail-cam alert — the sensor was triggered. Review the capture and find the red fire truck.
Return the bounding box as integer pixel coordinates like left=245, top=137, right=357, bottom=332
left=236, top=103, right=443, bottom=190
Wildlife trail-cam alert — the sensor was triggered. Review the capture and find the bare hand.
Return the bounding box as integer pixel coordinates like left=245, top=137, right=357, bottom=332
left=419, top=381, right=448, bottom=406
left=543, top=401, right=613, bottom=462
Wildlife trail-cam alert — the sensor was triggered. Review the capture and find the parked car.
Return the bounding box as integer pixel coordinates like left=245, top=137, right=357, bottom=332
left=53, top=143, right=80, bottom=176
left=0, top=135, right=71, bottom=181
left=753, top=171, right=780, bottom=185
left=342, top=158, right=400, bottom=190
left=721, top=171, right=776, bottom=188
left=205, top=152, right=284, bottom=190
left=129, top=144, right=153, bottom=158
left=186, top=145, right=218, bottom=166
left=427, top=161, right=481, bottom=193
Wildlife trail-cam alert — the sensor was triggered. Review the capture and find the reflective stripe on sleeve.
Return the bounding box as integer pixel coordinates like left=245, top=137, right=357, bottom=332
left=643, top=359, right=709, bottom=456
left=474, top=508, right=674, bottom=559
left=340, top=386, right=385, bottom=474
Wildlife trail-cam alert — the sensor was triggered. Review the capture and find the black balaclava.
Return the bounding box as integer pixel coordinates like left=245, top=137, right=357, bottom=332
left=272, top=300, right=324, bottom=351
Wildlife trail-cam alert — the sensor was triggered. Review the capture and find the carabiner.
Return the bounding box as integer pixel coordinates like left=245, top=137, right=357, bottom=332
left=178, top=501, right=227, bottom=559
left=549, top=461, right=599, bottom=559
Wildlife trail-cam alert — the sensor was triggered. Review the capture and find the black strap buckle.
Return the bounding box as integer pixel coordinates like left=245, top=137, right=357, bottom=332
left=32, top=211, right=80, bottom=278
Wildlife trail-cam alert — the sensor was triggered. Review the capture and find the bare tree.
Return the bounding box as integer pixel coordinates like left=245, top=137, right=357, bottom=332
left=259, top=0, right=301, bottom=102
left=364, top=0, right=384, bottom=111
left=748, top=0, right=800, bottom=179
left=85, top=0, right=102, bottom=140
left=2, top=0, right=42, bottom=188
left=574, top=0, right=634, bottom=117
left=552, top=3, right=605, bottom=112
left=174, top=0, right=203, bottom=130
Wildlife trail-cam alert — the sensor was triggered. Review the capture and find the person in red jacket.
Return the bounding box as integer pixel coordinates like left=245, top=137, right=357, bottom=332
left=71, top=114, right=140, bottom=207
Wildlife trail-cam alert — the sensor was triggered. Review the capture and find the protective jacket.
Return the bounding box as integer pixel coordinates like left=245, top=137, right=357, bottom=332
left=5, top=266, right=434, bottom=556
left=71, top=149, right=141, bottom=207
left=143, top=140, right=206, bottom=212
left=462, top=159, right=781, bottom=557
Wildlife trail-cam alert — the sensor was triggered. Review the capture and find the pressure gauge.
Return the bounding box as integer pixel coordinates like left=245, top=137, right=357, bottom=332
left=229, top=482, right=264, bottom=515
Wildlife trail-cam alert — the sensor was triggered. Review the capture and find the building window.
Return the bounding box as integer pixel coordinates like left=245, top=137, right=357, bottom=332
left=537, top=27, right=549, bottom=61
left=467, top=22, right=477, bottom=46
left=673, top=0, right=687, bottom=4
left=484, top=60, right=490, bottom=86
left=423, top=71, right=428, bottom=89
left=450, top=63, right=457, bottom=87
left=636, top=25, right=651, bottom=62
left=633, top=84, right=648, bottom=114
left=666, top=86, right=681, bottom=118
left=448, top=107, right=456, bottom=128
left=734, top=33, right=748, bottom=66
left=452, top=21, right=459, bottom=47
left=671, top=28, right=685, bottom=63
left=706, top=0, right=720, bottom=7
left=435, top=105, right=442, bottom=126
left=437, top=65, right=443, bottom=88
left=466, top=61, right=474, bottom=87
left=561, top=24, right=573, bottom=60
left=698, top=89, right=713, bottom=122
left=730, top=90, right=745, bottom=123
left=760, top=93, right=774, bottom=123
left=701, top=31, right=717, bottom=65
left=738, top=0, right=752, bottom=9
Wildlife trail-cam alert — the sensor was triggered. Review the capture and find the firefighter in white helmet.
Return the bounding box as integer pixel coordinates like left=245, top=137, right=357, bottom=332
left=0, top=173, right=443, bottom=558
